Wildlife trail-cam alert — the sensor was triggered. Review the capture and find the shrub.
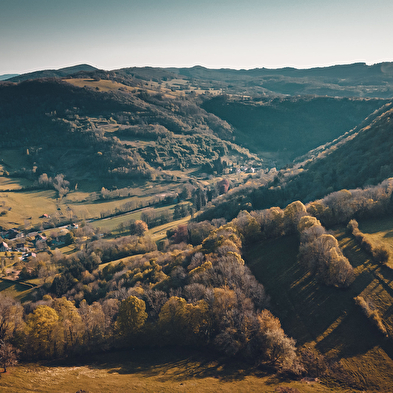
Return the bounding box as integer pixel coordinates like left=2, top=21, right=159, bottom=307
left=347, top=219, right=390, bottom=265
left=354, top=295, right=387, bottom=336
left=298, top=219, right=354, bottom=288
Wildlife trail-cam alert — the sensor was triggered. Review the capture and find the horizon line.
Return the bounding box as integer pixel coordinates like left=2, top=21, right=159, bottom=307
left=2, top=60, right=393, bottom=77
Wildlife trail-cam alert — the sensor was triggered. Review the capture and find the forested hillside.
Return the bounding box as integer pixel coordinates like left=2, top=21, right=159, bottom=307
left=202, top=95, right=385, bottom=159
left=198, top=102, right=393, bottom=221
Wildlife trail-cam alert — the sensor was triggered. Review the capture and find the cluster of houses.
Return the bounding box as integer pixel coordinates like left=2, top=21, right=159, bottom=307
left=0, top=227, right=48, bottom=255
left=1, top=228, right=25, bottom=252
left=227, top=165, right=266, bottom=174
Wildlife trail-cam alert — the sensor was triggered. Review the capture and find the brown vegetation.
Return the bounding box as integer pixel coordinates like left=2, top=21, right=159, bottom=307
left=347, top=219, right=390, bottom=264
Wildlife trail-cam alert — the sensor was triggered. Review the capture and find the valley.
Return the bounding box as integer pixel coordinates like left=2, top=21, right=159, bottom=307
left=1, top=62, right=393, bottom=392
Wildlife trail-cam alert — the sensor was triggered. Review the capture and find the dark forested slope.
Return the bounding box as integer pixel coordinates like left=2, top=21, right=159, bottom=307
left=202, top=95, right=386, bottom=159
left=7, top=64, right=98, bottom=83
left=0, top=77, right=255, bottom=184
left=197, top=103, right=393, bottom=221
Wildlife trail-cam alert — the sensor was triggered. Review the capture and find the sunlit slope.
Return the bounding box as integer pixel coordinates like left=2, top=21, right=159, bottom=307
left=245, top=225, right=393, bottom=391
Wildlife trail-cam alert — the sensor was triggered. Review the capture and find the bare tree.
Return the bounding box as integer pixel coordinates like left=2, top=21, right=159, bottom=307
left=0, top=340, right=19, bottom=372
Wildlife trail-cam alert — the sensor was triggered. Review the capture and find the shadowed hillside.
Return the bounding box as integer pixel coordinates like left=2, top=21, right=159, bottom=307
left=196, top=102, right=393, bottom=221
left=202, top=95, right=386, bottom=159
left=7, top=64, right=98, bottom=83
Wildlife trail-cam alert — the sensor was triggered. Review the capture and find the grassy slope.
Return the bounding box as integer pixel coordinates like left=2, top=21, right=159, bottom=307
left=356, top=216, right=393, bottom=268
left=0, top=348, right=342, bottom=393
left=0, top=189, right=59, bottom=229
left=0, top=176, right=184, bottom=229
left=245, top=223, right=393, bottom=391
left=0, top=279, right=36, bottom=302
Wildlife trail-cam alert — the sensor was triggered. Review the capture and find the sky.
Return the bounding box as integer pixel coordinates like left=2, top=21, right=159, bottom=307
left=1, top=0, right=393, bottom=75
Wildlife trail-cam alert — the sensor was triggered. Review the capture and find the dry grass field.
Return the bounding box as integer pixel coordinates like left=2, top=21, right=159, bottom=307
left=246, top=223, right=393, bottom=392
left=0, top=348, right=345, bottom=393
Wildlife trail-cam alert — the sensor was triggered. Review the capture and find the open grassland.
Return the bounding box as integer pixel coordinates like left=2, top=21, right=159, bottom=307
left=0, top=149, right=34, bottom=191
left=0, top=173, right=183, bottom=229
left=64, top=78, right=179, bottom=99
left=66, top=196, right=149, bottom=222
left=0, top=348, right=345, bottom=393
left=148, top=215, right=190, bottom=242
left=0, top=176, right=32, bottom=191
left=356, top=215, right=393, bottom=268
left=0, top=189, right=58, bottom=229
left=64, top=78, right=138, bottom=93
left=90, top=203, right=185, bottom=232
left=245, top=225, right=393, bottom=392
left=0, top=279, right=36, bottom=302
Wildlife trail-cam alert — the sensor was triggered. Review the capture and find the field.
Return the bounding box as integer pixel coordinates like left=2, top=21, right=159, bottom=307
left=0, top=175, right=184, bottom=231
left=0, top=189, right=59, bottom=229
left=245, top=220, right=393, bottom=391
left=0, top=348, right=345, bottom=393
left=0, top=279, right=36, bottom=302
left=357, top=215, right=393, bottom=268
left=64, top=77, right=223, bottom=98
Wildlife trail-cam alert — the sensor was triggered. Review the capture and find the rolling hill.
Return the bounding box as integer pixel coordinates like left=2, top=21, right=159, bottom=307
left=0, top=74, right=19, bottom=81
left=170, top=62, right=393, bottom=98
left=6, top=64, right=98, bottom=83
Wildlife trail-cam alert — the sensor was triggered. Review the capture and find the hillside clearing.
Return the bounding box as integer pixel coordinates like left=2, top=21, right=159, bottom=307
left=245, top=223, right=393, bottom=391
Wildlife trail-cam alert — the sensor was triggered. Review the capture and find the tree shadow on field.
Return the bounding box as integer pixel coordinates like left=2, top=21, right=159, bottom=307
left=49, top=347, right=268, bottom=383
left=315, top=305, right=378, bottom=358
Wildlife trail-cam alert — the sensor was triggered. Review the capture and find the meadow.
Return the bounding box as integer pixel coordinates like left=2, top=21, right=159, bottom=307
left=245, top=221, right=393, bottom=391
left=0, top=348, right=344, bottom=393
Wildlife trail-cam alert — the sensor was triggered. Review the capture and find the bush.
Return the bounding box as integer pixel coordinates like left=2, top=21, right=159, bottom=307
left=298, top=218, right=354, bottom=288
left=354, top=295, right=388, bottom=336
left=347, top=219, right=390, bottom=265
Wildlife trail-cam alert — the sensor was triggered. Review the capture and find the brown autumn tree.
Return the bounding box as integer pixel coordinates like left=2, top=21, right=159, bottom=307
left=129, top=220, right=148, bottom=237
left=0, top=340, right=19, bottom=372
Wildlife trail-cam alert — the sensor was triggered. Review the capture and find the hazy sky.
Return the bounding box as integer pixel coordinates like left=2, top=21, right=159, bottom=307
left=1, top=0, right=392, bottom=75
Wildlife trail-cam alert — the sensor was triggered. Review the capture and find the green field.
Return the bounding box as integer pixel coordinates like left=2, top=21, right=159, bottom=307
left=0, top=348, right=344, bottom=393
left=245, top=225, right=393, bottom=391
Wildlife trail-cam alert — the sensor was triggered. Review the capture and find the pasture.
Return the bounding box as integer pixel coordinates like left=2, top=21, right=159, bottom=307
left=357, top=215, right=393, bottom=268
left=0, top=279, right=36, bottom=302
left=0, top=348, right=341, bottom=393
left=245, top=226, right=393, bottom=391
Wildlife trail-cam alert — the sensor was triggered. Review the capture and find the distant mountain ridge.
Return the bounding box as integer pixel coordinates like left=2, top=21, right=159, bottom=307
left=6, top=61, right=393, bottom=97
left=168, top=62, right=393, bottom=98
left=7, top=64, right=99, bottom=83
left=0, top=74, right=19, bottom=81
